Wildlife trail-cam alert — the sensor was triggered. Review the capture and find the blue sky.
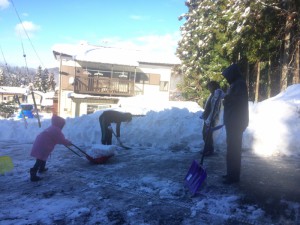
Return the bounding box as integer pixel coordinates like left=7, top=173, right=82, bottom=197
left=0, top=0, right=186, bottom=69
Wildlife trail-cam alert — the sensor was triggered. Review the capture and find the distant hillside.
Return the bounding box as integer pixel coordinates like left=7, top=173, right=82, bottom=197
left=1, top=64, right=59, bottom=77
left=0, top=63, right=59, bottom=87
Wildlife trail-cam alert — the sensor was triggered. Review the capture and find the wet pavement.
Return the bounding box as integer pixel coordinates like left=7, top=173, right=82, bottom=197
left=204, top=149, right=300, bottom=223
left=0, top=141, right=299, bottom=225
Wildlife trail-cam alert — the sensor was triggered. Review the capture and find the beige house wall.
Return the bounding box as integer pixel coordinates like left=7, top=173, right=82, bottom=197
left=58, top=60, right=174, bottom=118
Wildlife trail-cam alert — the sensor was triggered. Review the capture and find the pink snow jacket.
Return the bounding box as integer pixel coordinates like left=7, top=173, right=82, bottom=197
left=30, top=115, right=71, bottom=161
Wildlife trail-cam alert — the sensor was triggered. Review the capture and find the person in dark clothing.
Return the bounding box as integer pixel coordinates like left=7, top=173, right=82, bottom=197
left=221, top=63, right=249, bottom=184
left=200, top=81, right=223, bottom=156
left=99, top=110, right=132, bottom=145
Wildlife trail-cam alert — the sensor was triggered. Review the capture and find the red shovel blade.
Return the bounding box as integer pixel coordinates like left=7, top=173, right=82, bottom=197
left=184, top=160, right=207, bottom=195
left=86, top=154, right=113, bottom=164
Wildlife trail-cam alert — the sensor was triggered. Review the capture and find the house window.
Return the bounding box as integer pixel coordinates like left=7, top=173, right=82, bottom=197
left=135, top=73, right=160, bottom=85
left=135, top=73, right=148, bottom=83
left=149, top=74, right=160, bottom=85
left=160, top=81, right=169, bottom=91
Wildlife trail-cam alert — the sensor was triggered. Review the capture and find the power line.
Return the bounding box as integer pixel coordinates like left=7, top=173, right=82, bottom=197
left=18, top=31, right=30, bottom=77
left=10, top=0, right=45, bottom=68
left=0, top=45, right=11, bottom=75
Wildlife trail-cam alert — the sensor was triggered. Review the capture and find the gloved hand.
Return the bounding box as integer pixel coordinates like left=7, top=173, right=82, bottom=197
left=205, top=119, right=211, bottom=126
left=107, top=126, right=112, bottom=131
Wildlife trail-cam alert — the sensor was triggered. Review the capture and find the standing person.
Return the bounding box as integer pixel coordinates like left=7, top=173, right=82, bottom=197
left=222, top=63, right=249, bottom=184
left=200, top=81, right=223, bottom=156
left=99, top=110, right=132, bottom=145
left=30, top=115, right=72, bottom=182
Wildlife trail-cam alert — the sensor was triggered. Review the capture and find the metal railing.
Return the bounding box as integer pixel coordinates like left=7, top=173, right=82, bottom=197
left=74, top=76, right=135, bottom=96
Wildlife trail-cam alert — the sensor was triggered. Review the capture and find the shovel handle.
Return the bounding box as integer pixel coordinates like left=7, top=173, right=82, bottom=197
left=71, top=144, right=90, bottom=157
left=111, top=128, right=122, bottom=143
left=65, top=145, right=81, bottom=157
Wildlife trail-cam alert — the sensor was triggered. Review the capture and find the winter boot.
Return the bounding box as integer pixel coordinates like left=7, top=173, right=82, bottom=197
left=38, top=167, right=48, bottom=173
left=38, top=161, right=48, bottom=173
left=30, top=168, right=42, bottom=182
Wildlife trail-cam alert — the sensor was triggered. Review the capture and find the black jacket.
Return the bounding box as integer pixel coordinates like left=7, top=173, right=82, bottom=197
left=222, top=64, right=249, bottom=131
left=202, top=94, right=213, bottom=121
left=99, top=110, right=132, bottom=137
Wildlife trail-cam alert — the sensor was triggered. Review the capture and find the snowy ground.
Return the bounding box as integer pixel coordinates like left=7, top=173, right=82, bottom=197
left=0, top=84, right=300, bottom=224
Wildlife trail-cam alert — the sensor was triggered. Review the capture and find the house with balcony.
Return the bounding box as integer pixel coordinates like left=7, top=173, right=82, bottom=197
left=52, top=42, right=181, bottom=118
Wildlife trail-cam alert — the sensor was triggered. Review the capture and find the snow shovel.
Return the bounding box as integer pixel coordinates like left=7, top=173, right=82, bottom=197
left=184, top=141, right=208, bottom=196
left=66, top=144, right=113, bottom=164
left=109, top=127, right=131, bottom=150
left=185, top=126, right=224, bottom=195
left=0, top=156, right=14, bottom=175
left=185, top=91, right=224, bottom=196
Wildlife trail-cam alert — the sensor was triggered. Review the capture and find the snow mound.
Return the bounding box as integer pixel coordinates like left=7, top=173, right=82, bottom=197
left=86, top=144, right=116, bottom=158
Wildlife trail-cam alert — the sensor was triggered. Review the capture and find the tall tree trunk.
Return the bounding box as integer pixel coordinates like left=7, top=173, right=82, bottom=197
left=267, top=59, right=271, bottom=98
left=293, top=40, right=300, bottom=84
left=280, top=1, right=296, bottom=90
left=255, top=61, right=261, bottom=102
left=280, top=18, right=291, bottom=91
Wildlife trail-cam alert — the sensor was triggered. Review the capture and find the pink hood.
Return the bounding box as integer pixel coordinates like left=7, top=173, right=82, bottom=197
left=30, top=116, right=71, bottom=161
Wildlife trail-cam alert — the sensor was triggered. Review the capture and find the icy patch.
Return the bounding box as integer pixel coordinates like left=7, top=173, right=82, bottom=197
left=68, top=207, right=90, bottom=219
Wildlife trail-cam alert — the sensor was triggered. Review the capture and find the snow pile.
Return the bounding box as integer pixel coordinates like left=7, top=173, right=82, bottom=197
left=246, top=84, right=300, bottom=156
left=0, top=84, right=300, bottom=224
left=0, top=84, right=299, bottom=158
left=86, top=144, right=116, bottom=158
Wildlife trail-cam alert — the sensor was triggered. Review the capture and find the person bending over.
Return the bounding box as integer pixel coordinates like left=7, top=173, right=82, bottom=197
left=99, top=110, right=132, bottom=145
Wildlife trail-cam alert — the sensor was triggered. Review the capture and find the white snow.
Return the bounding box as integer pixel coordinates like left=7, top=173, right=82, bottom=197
left=52, top=42, right=181, bottom=66
left=87, top=144, right=116, bottom=158
left=0, top=84, right=300, bottom=224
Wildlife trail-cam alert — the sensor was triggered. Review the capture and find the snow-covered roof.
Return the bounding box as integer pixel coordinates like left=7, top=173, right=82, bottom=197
left=33, top=91, right=55, bottom=99
left=68, top=92, right=120, bottom=101
left=31, top=91, right=55, bottom=106
left=0, top=86, right=27, bottom=95
left=52, top=43, right=181, bottom=67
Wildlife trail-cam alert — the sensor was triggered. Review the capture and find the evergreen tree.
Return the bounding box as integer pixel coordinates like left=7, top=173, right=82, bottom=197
left=41, top=68, right=49, bottom=92
left=177, top=0, right=237, bottom=105
left=0, top=101, right=18, bottom=118
left=0, top=67, right=5, bottom=86
left=176, top=0, right=300, bottom=104
left=48, top=73, right=56, bottom=91
left=33, top=66, right=43, bottom=91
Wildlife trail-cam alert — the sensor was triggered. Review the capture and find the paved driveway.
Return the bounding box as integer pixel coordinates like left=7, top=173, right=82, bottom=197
left=0, top=141, right=299, bottom=225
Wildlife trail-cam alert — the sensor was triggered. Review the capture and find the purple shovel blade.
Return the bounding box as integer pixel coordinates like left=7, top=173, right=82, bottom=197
left=184, top=160, right=207, bottom=195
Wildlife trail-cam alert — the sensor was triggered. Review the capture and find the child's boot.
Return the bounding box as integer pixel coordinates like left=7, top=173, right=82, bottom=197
left=30, top=168, right=42, bottom=182
left=38, top=161, right=48, bottom=173
left=38, top=167, right=48, bottom=173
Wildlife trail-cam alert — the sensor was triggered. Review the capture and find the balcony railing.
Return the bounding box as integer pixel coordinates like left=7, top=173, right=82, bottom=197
left=74, top=76, right=135, bottom=96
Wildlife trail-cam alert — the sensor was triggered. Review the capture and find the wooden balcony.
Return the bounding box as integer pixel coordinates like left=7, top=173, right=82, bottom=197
left=74, top=76, right=135, bottom=96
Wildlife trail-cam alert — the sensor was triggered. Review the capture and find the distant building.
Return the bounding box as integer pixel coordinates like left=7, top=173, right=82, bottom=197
left=0, top=86, right=54, bottom=112
left=0, top=86, right=27, bottom=103
left=52, top=42, right=181, bottom=117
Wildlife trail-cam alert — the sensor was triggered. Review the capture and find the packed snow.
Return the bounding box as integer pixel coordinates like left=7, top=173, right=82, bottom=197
left=0, top=84, right=300, bottom=224
left=1, top=85, right=300, bottom=157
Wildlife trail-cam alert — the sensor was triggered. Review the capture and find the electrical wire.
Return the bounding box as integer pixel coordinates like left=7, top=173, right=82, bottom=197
left=18, top=31, right=30, bottom=77
left=0, top=45, right=10, bottom=75
left=10, top=0, right=45, bottom=68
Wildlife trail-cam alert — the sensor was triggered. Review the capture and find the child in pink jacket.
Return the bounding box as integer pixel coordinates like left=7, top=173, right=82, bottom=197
left=30, top=115, right=72, bottom=182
